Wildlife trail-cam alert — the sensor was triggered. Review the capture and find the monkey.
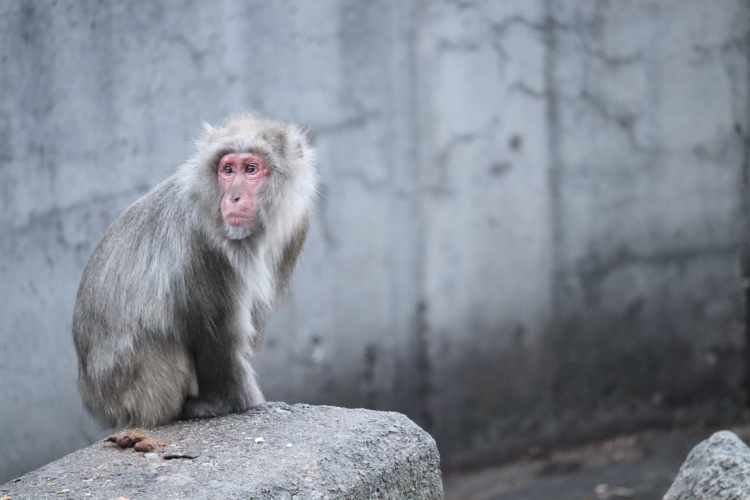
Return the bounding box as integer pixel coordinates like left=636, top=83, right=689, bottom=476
left=72, top=114, right=317, bottom=429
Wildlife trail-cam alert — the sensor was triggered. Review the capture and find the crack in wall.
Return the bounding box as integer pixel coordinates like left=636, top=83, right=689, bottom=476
left=578, top=89, right=658, bottom=154
left=582, top=46, right=643, bottom=67
left=576, top=244, right=743, bottom=290
left=509, top=81, right=546, bottom=99
left=168, top=33, right=209, bottom=67
left=307, top=111, right=380, bottom=141
left=542, top=0, right=565, bottom=320
left=0, top=185, right=150, bottom=238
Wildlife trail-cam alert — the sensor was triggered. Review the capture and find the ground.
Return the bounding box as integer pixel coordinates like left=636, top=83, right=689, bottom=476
left=443, top=423, right=750, bottom=500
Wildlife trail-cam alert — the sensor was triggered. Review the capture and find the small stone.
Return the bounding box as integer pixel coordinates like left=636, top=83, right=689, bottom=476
left=163, top=451, right=200, bottom=460
left=612, top=486, right=634, bottom=498
left=255, top=437, right=264, bottom=443
left=143, top=453, right=159, bottom=460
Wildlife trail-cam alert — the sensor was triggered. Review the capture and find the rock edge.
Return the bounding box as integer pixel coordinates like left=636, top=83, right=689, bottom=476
left=0, top=403, right=443, bottom=500
left=663, top=430, right=750, bottom=500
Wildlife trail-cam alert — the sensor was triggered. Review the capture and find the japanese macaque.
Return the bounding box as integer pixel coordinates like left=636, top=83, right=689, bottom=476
left=72, top=114, right=317, bottom=428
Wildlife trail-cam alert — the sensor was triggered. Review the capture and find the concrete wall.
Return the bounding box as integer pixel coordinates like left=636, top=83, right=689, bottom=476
left=0, top=0, right=747, bottom=482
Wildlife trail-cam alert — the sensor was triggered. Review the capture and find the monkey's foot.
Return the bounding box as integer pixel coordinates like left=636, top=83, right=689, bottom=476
left=180, top=397, right=235, bottom=420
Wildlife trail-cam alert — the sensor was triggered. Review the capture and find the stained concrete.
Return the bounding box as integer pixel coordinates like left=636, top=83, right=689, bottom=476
left=1, top=0, right=747, bottom=484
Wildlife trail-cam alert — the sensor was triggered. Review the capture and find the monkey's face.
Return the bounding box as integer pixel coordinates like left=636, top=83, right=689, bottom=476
left=217, top=152, right=269, bottom=238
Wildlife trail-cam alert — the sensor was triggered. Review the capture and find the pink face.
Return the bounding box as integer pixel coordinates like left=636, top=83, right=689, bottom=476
left=217, top=152, right=269, bottom=228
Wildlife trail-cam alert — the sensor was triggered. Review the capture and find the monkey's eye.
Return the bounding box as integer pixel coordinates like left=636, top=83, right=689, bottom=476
left=223, top=165, right=234, bottom=174
left=245, top=164, right=258, bottom=174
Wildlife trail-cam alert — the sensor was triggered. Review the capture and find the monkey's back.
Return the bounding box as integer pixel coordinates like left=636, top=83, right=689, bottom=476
left=72, top=177, right=208, bottom=428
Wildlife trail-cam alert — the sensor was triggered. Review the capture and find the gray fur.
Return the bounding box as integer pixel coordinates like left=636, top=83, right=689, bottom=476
left=72, top=114, right=317, bottom=429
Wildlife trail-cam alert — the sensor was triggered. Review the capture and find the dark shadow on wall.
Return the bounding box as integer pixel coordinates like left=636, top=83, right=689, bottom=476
left=434, top=247, right=746, bottom=471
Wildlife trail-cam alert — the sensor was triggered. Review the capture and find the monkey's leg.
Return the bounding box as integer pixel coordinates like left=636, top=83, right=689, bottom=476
left=81, top=339, right=197, bottom=428
left=180, top=335, right=264, bottom=420
left=123, top=345, right=198, bottom=426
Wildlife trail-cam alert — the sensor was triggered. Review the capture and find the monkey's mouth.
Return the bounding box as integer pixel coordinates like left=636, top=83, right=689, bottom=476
left=224, top=215, right=254, bottom=227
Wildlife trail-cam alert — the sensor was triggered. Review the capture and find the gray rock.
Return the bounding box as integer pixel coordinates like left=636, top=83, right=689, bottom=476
left=0, top=403, right=443, bottom=500
left=663, top=431, right=750, bottom=500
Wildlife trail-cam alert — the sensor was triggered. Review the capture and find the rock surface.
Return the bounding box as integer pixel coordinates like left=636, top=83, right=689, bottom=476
left=663, top=431, right=750, bottom=500
left=0, top=403, right=443, bottom=500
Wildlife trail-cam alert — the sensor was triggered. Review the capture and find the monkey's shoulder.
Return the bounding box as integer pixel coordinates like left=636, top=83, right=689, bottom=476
left=105, top=179, right=190, bottom=239
left=82, top=179, right=196, bottom=277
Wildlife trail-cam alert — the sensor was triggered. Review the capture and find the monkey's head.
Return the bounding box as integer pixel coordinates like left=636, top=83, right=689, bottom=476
left=181, top=114, right=317, bottom=242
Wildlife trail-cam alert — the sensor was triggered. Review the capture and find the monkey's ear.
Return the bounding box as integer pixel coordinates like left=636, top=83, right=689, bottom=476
left=289, top=128, right=308, bottom=160
left=292, top=140, right=304, bottom=159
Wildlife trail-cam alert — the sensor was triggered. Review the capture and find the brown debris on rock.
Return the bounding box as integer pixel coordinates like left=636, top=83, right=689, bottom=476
left=105, top=430, right=166, bottom=453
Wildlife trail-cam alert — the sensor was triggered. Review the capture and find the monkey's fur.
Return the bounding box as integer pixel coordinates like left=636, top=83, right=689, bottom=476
left=72, top=114, right=317, bottom=428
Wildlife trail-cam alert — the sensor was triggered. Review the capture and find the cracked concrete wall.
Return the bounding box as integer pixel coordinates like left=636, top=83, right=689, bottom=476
left=0, top=0, right=747, bottom=482
left=546, top=0, right=748, bottom=420
left=423, top=0, right=750, bottom=469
